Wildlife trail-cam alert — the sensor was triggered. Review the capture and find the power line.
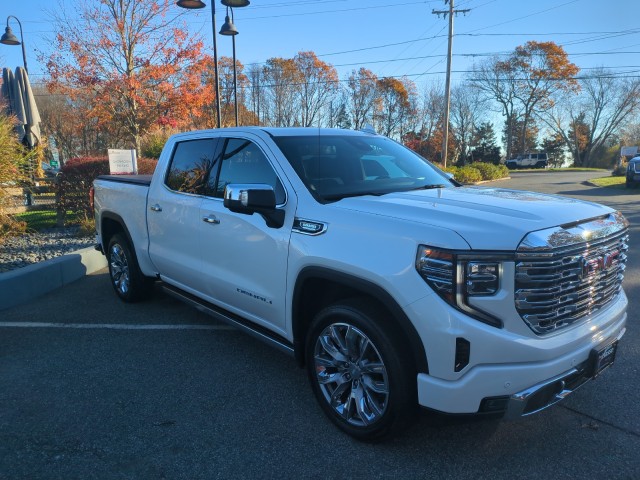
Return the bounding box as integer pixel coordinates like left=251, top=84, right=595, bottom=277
left=464, top=0, right=581, bottom=34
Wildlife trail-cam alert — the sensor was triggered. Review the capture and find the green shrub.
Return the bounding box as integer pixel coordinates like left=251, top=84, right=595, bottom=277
left=443, top=166, right=458, bottom=177
left=0, top=113, right=29, bottom=242
left=141, top=131, right=169, bottom=159
left=467, top=162, right=509, bottom=181
left=454, top=166, right=483, bottom=184
left=469, top=162, right=495, bottom=180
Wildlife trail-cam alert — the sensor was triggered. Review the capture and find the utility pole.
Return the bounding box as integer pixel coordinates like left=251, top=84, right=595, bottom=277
left=432, top=1, right=470, bottom=168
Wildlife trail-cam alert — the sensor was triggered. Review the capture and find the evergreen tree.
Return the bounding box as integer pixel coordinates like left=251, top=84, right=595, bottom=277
left=470, top=122, right=501, bottom=164
left=334, top=103, right=352, bottom=129
left=503, top=119, right=538, bottom=157
left=541, top=133, right=566, bottom=168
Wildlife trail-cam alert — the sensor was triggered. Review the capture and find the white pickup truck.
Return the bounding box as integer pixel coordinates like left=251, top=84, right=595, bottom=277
left=93, top=127, right=628, bottom=440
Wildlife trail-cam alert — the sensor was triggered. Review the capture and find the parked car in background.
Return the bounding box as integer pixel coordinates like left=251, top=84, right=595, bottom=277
left=625, top=156, right=640, bottom=188
left=505, top=153, right=548, bottom=169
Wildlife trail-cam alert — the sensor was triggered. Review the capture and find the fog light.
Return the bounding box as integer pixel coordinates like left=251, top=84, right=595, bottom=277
left=479, top=396, right=509, bottom=413
left=454, top=337, right=470, bottom=372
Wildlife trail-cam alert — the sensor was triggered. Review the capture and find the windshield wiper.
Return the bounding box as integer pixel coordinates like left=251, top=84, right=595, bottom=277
left=406, top=184, right=447, bottom=191
left=323, top=191, right=387, bottom=201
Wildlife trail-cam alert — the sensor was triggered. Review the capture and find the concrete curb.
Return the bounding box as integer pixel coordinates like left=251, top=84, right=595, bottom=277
left=0, top=246, right=107, bottom=311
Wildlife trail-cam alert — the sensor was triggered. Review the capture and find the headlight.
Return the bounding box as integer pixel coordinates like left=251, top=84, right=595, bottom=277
left=466, top=262, right=500, bottom=296
left=416, top=246, right=504, bottom=328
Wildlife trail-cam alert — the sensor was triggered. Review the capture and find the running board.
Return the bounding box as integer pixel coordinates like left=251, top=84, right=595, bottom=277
left=162, top=283, right=295, bottom=357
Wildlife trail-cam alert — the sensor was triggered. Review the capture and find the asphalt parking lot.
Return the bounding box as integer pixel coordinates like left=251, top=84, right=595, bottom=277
left=1, top=170, right=639, bottom=479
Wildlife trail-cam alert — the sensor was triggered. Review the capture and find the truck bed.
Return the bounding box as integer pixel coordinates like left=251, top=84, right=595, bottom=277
left=96, top=174, right=153, bottom=186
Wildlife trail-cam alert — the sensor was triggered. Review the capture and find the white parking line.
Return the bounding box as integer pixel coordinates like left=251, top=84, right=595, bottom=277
left=0, top=322, right=235, bottom=331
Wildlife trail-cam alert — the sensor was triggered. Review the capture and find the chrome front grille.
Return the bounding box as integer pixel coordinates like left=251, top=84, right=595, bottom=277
left=515, top=213, right=628, bottom=335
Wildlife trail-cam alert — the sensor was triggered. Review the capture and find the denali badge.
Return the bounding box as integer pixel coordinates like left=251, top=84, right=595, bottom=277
left=293, top=218, right=327, bottom=236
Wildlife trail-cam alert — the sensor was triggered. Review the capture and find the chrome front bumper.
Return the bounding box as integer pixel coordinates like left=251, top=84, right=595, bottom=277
left=504, top=328, right=624, bottom=419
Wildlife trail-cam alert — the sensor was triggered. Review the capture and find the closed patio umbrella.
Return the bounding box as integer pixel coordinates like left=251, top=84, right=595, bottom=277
left=13, top=66, right=40, bottom=148
left=1, top=67, right=24, bottom=141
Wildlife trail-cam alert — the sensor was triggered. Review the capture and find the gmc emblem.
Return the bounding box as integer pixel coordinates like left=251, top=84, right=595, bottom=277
left=579, top=250, right=619, bottom=280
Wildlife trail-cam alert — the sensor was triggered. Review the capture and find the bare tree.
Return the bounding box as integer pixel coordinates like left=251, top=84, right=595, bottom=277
left=471, top=56, right=519, bottom=160
left=294, top=51, right=339, bottom=127
left=450, top=83, right=485, bottom=164
left=262, top=57, right=301, bottom=127
left=346, top=68, right=379, bottom=130
left=538, top=69, right=640, bottom=166
left=246, top=64, right=265, bottom=125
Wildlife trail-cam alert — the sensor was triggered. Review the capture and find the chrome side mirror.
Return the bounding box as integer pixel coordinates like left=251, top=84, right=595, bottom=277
left=223, top=184, right=284, bottom=228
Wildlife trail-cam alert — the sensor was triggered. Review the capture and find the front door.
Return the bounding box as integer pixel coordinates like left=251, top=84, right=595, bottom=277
left=197, top=135, right=294, bottom=334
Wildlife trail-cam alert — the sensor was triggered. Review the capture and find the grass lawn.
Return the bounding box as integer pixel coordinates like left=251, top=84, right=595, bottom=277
left=548, top=168, right=608, bottom=172
left=588, top=176, right=627, bottom=190
left=13, top=210, right=86, bottom=232
left=510, top=167, right=609, bottom=173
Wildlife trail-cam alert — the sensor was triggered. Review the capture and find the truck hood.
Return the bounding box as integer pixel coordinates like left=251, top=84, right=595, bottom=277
left=332, top=186, right=614, bottom=250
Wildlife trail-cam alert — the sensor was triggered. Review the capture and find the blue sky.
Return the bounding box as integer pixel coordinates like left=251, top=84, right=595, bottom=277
left=1, top=0, right=639, bottom=89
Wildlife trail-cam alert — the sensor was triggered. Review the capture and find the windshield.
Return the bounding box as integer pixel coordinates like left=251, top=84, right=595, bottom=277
left=272, top=134, right=454, bottom=202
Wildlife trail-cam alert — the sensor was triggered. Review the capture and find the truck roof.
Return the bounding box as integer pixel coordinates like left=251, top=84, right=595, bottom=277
left=170, top=127, right=377, bottom=139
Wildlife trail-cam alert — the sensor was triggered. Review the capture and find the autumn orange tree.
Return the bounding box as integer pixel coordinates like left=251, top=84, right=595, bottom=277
left=45, top=0, right=213, bottom=154
left=375, top=76, right=417, bottom=139
left=472, top=41, right=579, bottom=159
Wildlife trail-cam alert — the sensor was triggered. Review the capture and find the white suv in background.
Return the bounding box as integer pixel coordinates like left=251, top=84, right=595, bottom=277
left=505, top=153, right=548, bottom=169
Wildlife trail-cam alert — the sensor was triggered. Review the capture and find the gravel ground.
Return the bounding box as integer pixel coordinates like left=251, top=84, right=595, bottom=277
left=0, top=228, right=95, bottom=273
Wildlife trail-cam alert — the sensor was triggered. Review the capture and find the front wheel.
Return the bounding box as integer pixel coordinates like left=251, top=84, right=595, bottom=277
left=305, top=299, right=416, bottom=441
left=107, top=233, right=153, bottom=302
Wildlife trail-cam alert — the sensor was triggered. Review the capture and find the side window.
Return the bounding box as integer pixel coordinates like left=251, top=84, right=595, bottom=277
left=212, top=138, right=286, bottom=204
left=165, top=139, right=218, bottom=194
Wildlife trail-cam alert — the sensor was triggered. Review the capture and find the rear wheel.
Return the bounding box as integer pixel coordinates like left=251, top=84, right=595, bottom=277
left=305, top=299, right=417, bottom=441
left=107, top=233, right=153, bottom=302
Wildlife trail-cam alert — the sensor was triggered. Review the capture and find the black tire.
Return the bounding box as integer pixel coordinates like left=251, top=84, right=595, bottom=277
left=305, top=298, right=417, bottom=441
left=107, top=233, right=154, bottom=302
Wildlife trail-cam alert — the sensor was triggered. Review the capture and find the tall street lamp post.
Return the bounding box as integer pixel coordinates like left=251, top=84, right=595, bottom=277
left=1, top=15, right=28, bottom=74
left=220, top=1, right=249, bottom=127
left=176, top=0, right=222, bottom=128
left=219, top=8, right=239, bottom=127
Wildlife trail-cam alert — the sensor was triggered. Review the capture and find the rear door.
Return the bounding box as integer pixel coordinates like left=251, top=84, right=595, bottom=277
left=147, top=137, right=219, bottom=291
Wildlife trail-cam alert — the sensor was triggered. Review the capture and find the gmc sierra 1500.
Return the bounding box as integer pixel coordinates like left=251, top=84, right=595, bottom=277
left=93, top=127, right=628, bottom=440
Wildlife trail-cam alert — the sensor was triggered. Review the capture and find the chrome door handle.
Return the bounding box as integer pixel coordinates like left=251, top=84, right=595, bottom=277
left=202, top=215, right=220, bottom=225
left=150, top=204, right=162, bottom=212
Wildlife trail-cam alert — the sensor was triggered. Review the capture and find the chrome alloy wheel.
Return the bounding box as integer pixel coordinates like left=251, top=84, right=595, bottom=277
left=313, top=323, right=389, bottom=427
left=109, top=243, right=130, bottom=295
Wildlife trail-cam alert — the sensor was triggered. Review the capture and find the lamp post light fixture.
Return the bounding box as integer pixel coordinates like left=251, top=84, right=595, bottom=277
left=221, top=0, right=250, bottom=6
left=1, top=15, right=28, bottom=74
left=219, top=0, right=250, bottom=127
left=178, top=1, right=249, bottom=128
left=219, top=7, right=239, bottom=127
left=176, top=0, right=222, bottom=128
